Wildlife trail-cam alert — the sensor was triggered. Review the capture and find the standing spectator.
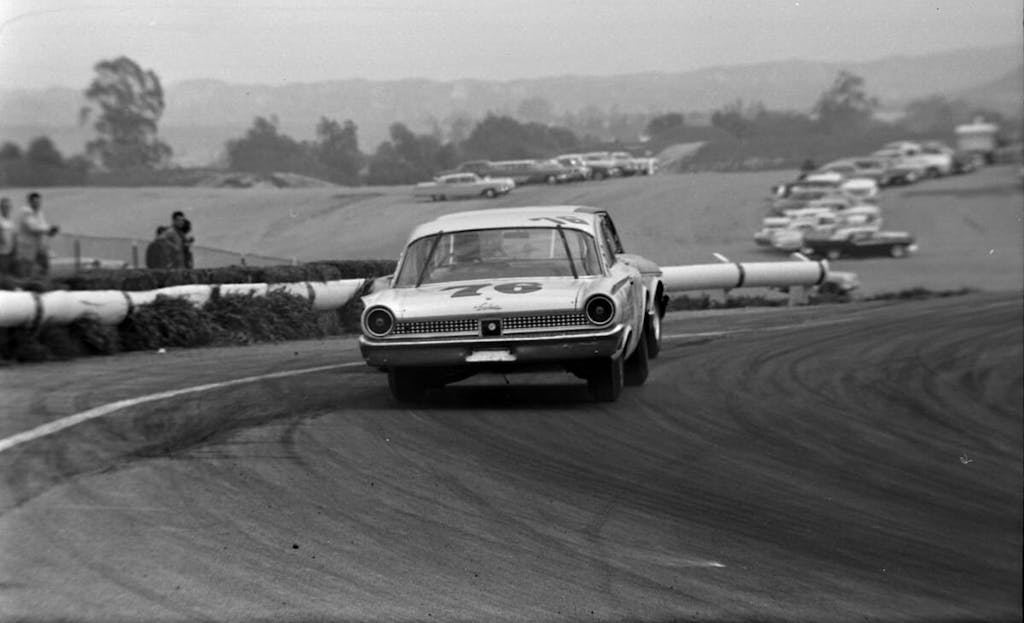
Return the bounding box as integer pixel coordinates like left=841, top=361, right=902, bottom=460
left=144, top=225, right=177, bottom=269
left=15, top=192, right=59, bottom=278
left=0, top=197, right=16, bottom=275
left=168, top=210, right=195, bottom=269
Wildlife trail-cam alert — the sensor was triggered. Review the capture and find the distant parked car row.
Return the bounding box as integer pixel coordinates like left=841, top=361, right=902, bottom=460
left=413, top=150, right=658, bottom=201
left=448, top=151, right=657, bottom=185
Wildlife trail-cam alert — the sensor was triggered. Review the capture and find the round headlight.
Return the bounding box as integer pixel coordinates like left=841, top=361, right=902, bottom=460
left=585, top=295, right=615, bottom=326
left=364, top=307, right=395, bottom=337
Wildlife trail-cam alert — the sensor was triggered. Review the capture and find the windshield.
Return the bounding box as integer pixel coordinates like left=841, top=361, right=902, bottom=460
left=393, top=227, right=603, bottom=287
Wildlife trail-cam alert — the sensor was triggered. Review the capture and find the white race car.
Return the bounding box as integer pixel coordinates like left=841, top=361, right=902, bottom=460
left=359, top=206, right=667, bottom=402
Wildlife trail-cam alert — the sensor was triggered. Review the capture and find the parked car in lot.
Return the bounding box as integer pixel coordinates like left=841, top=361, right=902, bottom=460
left=579, top=152, right=623, bottom=180
left=487, top=159, right=573, bottom=184
left=801, top=229, right=917, bottom=260
left=870, top=149, right=928, bottom=184
left=765, top=205, right=882, bottom=252
left=554, top=155, right=592, bottom=181
left=359, top=206, right=667, bottom=403
left=450, top=160, right=495, bottom=176
left=816, top=158, right=895, bottom=188
left=413, top=173, right=515, bottom=201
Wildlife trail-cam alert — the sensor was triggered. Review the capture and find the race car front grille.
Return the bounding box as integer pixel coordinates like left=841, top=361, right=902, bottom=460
left=504, top=313, right=589, bottom=331
left=392, top=313, right=591, bottom=336
left=394, top=319, right=478, bottom=335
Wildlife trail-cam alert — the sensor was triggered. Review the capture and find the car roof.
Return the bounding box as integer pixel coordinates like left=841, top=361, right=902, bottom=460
left=406, top=206, right=603, bottom=241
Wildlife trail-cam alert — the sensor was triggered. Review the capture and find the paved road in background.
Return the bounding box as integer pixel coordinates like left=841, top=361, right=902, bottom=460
left=1, top=293, right=1021, bottom=621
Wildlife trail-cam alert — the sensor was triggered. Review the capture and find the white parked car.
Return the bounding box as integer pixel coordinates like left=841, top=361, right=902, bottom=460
left=359, top=206, right=667, bottom=402
left=768, top=205, right=882, bottom=252
left=413, top=173, right=515, bottom=201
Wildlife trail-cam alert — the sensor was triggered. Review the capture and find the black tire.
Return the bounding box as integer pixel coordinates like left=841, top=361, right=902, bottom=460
left=483, top=188, right=496, bottom=198
left=889, top=244, right=908, bottom=258
left=593, top=169, right=607, bottom=181
left=624, top=332, right=649, bottom=386
left=826, top=248, right=842, bottom=261
left=388, top=367, right=426, bottom=403
left=587, top=356, right=624, bottom=402
left=644, top=306, right=662, bottom=359
left=545, top=175, right=558, bottom=184
left=438, top=194, right=447, bottom=201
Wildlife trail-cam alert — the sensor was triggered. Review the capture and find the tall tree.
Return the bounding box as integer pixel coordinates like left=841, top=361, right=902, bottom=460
left=314, top=117, right=363, bottom=185
left=82, top=56, right=172, bottom=169
left=813, top=70, right=878, bottom=134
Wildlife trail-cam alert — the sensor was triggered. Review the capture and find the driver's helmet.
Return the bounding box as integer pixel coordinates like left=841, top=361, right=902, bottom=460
left=452, top=231, right=481, bottom=263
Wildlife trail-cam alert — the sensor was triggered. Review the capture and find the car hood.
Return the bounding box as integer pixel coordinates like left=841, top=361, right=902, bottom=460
left=364, top=276, right=606, bottom=320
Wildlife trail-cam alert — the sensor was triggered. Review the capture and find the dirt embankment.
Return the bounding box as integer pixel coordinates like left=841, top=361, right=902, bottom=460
left=21, top=165, right=1024, bottom=296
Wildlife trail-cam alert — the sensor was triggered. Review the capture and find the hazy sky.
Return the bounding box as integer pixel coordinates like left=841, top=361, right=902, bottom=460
left=1, top=0, right=1021, bottom=89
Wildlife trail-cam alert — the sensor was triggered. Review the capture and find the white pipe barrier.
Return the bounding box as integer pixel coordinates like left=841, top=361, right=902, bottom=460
left=0, top=257, right=834, bottom=328
left=0, top=279, right=367, bottom=328
left=660, top=258, right=828, bottom=292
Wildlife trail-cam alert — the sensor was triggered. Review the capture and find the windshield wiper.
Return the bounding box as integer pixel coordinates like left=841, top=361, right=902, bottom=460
left=556, top=225, right=579, bottom=279
left=415, top=231, right=444, bottom=287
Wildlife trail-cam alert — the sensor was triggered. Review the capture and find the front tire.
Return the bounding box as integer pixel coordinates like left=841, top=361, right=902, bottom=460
left=483, top=188, right=497, bottom=198
left=624, top=332, right=649, bottom=386
left=388, top=367, right=426, bottom=403
left=826, top=248, right=842, bottom=261
left=644, top=306, right=662, bottom=359
left=889, top=244, right=908, bottom=258
left=587, top=356, right=624, bottom=402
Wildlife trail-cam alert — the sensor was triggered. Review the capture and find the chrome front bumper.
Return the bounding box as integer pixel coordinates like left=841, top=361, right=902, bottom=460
left=359, top=324, right=627, bottom=368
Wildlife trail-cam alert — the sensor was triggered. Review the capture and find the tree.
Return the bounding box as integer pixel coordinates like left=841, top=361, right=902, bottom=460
left=646, top=113, right=685, bottom=138
left=517, top=97, right=554, bottom=124
left=225, top=116, right=312, bottom=175
left=711, top=100, right=759, bottom=138
left=26, top=136, right=64, bottom=168
left=0, top=142, right=23, bottom=162
left=82, top=56, right=172, bottom=169
left=813, top=70, right=878, bottom=134
left=365, top=123, right=448, bottom=185
left=461, top=114, right=580, bottom=160
left=313, top=117, right=363, bottom=185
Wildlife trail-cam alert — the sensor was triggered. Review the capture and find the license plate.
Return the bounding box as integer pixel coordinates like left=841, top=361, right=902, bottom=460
left=466, top=349, right=516, bottom=362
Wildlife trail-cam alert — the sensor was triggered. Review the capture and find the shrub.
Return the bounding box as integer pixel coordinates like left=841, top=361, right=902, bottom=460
left=204, top=290, right=322, bottom=344
left=118, top=295, right=215, bottom=351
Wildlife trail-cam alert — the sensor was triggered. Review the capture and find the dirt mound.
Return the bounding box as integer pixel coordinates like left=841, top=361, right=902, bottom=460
left=196, top=172, right=337, bottom=188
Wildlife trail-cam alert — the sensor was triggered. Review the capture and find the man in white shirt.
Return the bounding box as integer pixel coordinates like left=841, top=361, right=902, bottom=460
left=0, top=197, right=16, bottom=275
left=16, top=192, right=59, bottom=278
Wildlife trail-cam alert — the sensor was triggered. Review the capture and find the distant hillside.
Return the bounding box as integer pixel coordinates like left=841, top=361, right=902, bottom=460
left=951, top=65, right=1024, bottom=117
left=1, top=44, right=1020, bottom=166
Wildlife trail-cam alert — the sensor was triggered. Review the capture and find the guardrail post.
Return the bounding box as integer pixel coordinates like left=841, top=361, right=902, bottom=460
left=73, top=238, right=81, bottom=273
left=788, top=285, right=810, bottom=306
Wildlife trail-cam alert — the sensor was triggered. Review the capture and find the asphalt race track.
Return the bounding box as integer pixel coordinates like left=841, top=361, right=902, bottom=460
left=1, top=293, right=1021, bottom=622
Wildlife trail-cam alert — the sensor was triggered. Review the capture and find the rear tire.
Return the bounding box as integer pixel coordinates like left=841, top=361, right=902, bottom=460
left=588, top=356, right=624, bottom=402
left=388, top=367, right=427, bottom=403
left=624, top=332, right=649, bottom=386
